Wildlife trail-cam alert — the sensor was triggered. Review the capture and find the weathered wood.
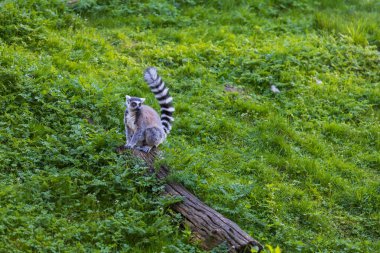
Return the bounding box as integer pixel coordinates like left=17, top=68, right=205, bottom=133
left=117, top=146, right=263, bottom=252
left=157, top=166, right=263, bottom=252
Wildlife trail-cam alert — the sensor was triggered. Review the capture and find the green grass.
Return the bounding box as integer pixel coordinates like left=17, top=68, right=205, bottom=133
left=0, top=0, right=379, bottom=252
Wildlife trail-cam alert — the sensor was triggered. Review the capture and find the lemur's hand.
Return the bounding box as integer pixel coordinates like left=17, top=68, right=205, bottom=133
left=125, top=143, right=134, bottom=149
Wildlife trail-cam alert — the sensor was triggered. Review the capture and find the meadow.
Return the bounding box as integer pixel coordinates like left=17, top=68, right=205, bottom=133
left=0, top=0, right=379, bottom=252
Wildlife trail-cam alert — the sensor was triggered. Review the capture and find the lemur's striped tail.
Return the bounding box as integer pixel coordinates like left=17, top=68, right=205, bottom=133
left=144, top=67, right=174, bottom=134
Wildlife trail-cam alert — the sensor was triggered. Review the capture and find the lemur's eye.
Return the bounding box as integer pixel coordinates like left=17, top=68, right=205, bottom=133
left=131, top=102, right=137, bottom=107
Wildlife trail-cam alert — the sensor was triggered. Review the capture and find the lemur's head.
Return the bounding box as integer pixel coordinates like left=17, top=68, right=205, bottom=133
left=125, top=95, right=145, bottom=111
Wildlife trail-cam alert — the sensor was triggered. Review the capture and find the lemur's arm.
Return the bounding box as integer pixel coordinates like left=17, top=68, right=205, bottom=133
left=124, top=110, right=133, bottom=144
left=125, top=129, right=144, bottom=149
left=125, top=126, right=133, bottom=144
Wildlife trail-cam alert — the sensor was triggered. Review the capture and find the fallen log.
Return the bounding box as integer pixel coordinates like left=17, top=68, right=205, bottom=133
left=116, top=146, right=263, bottom=252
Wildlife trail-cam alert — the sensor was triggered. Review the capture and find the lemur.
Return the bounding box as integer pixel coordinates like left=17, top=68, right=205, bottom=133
left=124, top=67, right=174, bottom=153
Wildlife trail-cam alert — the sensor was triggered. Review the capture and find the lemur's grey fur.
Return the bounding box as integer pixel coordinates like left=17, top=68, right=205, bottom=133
left=124, top=67, right=174, bottom=153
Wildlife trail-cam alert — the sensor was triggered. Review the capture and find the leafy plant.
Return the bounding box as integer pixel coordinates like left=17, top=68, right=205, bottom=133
left=0, top=0, right=379, bottom=252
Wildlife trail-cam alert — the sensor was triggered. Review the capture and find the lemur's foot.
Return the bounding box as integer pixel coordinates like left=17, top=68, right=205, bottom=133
left=135, top=146, right=152, bottom=153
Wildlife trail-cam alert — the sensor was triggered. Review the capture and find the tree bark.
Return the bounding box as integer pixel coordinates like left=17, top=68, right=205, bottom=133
left=116, top=146, right=263, bottom=252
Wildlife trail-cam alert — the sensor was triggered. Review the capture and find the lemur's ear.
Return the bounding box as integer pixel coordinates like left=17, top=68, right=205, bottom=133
left=125, top=95, right=131, bottom=101
left=141, top=98, right=146, bottom=103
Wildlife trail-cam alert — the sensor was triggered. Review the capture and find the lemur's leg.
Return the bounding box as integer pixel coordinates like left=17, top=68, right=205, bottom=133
left=125, top=130, right=144, bottom=149
left=134, top=127, right=165, bottom=152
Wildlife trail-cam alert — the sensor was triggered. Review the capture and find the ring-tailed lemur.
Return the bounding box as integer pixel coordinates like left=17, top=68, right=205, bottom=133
left=124, top=67, right=174, bottom=153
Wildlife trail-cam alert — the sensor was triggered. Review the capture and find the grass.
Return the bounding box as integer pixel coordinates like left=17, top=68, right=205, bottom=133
left=0, top=0, right=379, bottom=252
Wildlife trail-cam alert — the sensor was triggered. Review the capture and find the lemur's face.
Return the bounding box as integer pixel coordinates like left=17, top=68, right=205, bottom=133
left=125, top=95, right=145, bottom=111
